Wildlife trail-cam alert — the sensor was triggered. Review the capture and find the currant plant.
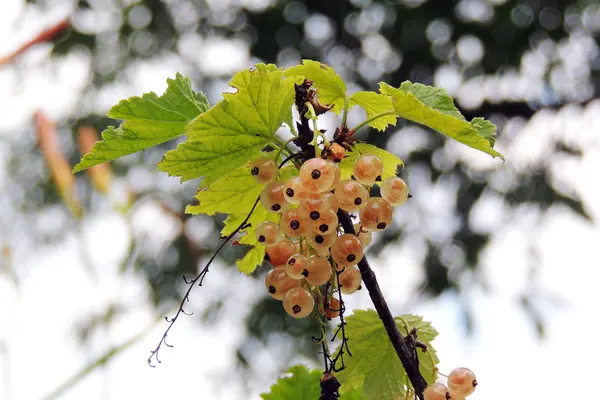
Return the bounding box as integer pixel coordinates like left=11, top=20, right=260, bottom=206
left=74, top=60, right=502, bottom=400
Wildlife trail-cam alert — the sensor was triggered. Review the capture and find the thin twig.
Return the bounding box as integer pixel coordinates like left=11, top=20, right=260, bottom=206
left=147, top=196, right=261, bottom=367
left=329, top=268, right=351, bottom=373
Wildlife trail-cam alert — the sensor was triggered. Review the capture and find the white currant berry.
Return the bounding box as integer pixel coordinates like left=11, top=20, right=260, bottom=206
left=380, top=176, right=409, bottom=206
left=299, top=158, right=336, bottom=193
left=423, top=383, right=450, bottom=400
left=447, top=367, right=477, bottom=397
left=338, top=266, right=361, bottom=294
left=303, top=255, right=332, bottom=285
left=331, top=233, right=363, bottom=269
left=285, top=254, right=308, bottom=280
left=283, top=286, right=315, bottom=318
left=265, top=268, right=301, bottom=300
left=359, top=197, right=393, bottom=231
left=352, top=153, right=383, bottom=185
left=334, top=179, right=370, bottom=212
left=256, top=221, right=280, bottom=246
left=283, top=176, right=305, bottom=204
left=260, top=181, right=288, bottom=214
left=249, top=157, right=278, bottom=184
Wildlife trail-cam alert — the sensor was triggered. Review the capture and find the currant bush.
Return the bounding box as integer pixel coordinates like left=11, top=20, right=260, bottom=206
left=75, top=62, right=500, bottom=398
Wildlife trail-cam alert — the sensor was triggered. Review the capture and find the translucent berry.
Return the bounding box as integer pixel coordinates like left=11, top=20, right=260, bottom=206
left=325, top=297, right=341, bottom=319
left=448, top=367, right=477, bottom=398
left=334, top=180, right=370, bottom=212
left=380, top=176, right=409, bottom=206
left=306, top=231, right=337, bottom=255
left=299, top=193, right=331, bottom=222
left=260, top=181, right=288, bottom=214
left=310, top=208, right=338, bottom=236
left=352, top=154, right=383, bottom=185
left=265, top=238, right=297, bottom=267
left=283, top=286, right=315, bottom=318
left=353, top=223, right=372, bottom=247
left=280, top=208, right=309, bottom=238
left=322, top=192, right=339, bottom=212
left=283, top=176, right=305, bottom=204
left=249, top=157, right=278, bottom=184
left=423, top=383, right=450, bottom=400
left=303, top=255, right=332, bottom=285
left=265, top=268, right=301, bottom=300
left=331, top=233, right=364, bottom=269
left=285, top=254, right=308, bottom=280
left=330, top=162, right=342, bottom=189
left=338, top=266, right=361, bottom=294
left=359, top=197, right=393, bottom=231
left=256, top=221, right=280, bottom=246
left=299, top=158, right=336, bottom=193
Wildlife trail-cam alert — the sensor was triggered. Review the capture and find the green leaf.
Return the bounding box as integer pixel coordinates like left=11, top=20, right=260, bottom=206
left=159, top=64, right=299, bottom=182
left=158, top=135, right=269, bottom=184
left=339, top=143, right=403, bottom=181
left=470, top=117, right=497, bottom=147
left=185, top=164, right=264, bottom=216
left=285, top=60, right=347, bottom=114
left=261, top=365, right=321, bottom=400
left=340, top=389, right=366, bottom=400
left=395, top=315, right=440, bottom=384
left=278, top=163, right=299, bottom=182
left=379, top=81, right=504, bottom=160
left=335, top=309, right=440, bottom=400
left=186, top=63, right=298, bottom=142
left=73, top=73, right=209, bottom=172
left=236, top=242, right=267, bottom=274
left=349, top=91, right=397, bottom=131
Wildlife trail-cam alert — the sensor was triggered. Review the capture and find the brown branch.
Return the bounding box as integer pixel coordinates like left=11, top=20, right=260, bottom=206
left=336, top=210, right=427, bottom=399
left=147, top=196, right=261, bottom=367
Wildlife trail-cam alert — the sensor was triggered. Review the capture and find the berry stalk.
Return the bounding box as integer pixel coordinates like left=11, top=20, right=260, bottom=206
left=336, top=210, right=428, bottom=399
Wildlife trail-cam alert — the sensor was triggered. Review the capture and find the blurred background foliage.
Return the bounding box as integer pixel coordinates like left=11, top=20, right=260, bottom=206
left=1, top=0, right=599, bottom=395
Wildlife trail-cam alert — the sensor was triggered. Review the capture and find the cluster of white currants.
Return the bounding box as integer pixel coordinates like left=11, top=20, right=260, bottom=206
left=424, top=367, right=477, bottom=400
left=248, top=151, right=409, bottom=319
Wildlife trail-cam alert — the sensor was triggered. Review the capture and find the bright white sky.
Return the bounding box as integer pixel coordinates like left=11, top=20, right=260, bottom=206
left=2, top=2, right=600, bottom=400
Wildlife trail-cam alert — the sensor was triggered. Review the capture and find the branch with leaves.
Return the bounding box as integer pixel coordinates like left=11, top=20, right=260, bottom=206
left=74, top=60, right=497, bottom=400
